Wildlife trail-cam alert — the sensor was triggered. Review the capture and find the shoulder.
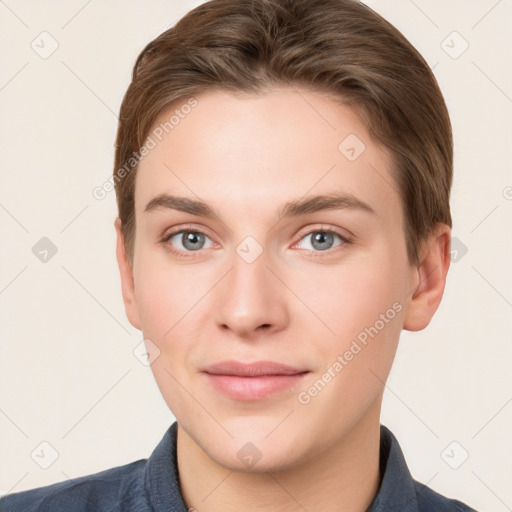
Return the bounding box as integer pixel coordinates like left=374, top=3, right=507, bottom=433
left=1, top=422, right=185, bottom=512
left=376, top=424, right=479, bottom=512
left=414, top=480, right=478, bottom=512
left=0, top=459, right=149, bottom=512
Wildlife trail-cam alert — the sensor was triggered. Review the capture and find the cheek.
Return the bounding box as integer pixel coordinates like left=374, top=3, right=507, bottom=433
left=294, top=262, right=404, bottom=436
left=290, top=255, right=404, bottom=348
left=133, top=247, right=197, bottom=334
left=132, top=252, right=219, bottom=362
left=134, top=266, right=177, bottom=338
left=132, top=258, right=204, bottom=417
left=291, top=254, right=405, bottom=403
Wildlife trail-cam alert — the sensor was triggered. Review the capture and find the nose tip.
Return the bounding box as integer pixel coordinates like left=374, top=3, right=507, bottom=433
left=213, top=255, right=289, bottom=338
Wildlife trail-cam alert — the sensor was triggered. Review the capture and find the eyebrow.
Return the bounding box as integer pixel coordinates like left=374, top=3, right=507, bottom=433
left=144, top=192, right=376, bottom=219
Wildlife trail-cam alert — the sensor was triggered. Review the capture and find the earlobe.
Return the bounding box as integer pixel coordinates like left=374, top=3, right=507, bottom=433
left=403, top=224, right=451, bottom=332
left=114, top=218, right=141, bottom=331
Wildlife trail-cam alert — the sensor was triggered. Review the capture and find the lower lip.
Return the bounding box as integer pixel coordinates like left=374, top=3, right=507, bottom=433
left=204, top=372, right=310, bottom=401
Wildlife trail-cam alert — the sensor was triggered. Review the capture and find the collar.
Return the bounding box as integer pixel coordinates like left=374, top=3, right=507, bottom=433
left=366, top=424, right=419, bottom=511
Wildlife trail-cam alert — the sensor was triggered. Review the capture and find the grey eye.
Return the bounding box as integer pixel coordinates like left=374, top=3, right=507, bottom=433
left=297, top=231, right=343, bottom=252
left=169, top=231, right=212, bottom=251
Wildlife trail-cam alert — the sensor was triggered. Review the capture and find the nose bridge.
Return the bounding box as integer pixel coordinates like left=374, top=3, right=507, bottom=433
left=214, top=237, right=287, bottom=335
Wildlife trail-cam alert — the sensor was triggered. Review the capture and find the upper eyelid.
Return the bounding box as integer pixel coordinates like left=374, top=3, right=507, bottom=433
left=163, top=224, right=216, bottom=242
left=294, top=224, right=350, bottom=241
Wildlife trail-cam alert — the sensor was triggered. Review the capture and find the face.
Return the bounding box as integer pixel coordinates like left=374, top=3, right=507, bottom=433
left=116, top=86, right=447, bottom=472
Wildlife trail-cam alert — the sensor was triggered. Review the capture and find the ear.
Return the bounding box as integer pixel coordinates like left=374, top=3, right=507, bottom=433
left=115, top=218, right=141, bottom=331
left=403, top=223, right=451, bottom=331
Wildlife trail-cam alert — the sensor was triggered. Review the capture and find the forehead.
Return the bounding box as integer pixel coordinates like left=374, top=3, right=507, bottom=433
left=134, top=86, right=400, bottom=225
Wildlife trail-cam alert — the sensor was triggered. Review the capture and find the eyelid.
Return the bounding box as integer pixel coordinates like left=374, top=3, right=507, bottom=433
left=162, top=223, right=214, bottom=241
left=292, top=224, right=352, bottom=246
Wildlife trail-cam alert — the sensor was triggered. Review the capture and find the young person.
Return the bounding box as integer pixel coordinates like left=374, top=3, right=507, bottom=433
left=0, top=0, right=478, bottom=510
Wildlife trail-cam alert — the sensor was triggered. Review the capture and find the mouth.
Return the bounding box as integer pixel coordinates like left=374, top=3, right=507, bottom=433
left=203, top=360, right=311, bottom=401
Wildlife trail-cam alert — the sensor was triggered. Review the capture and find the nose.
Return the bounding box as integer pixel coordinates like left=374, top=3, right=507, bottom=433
left=213, top=245, right=290, bottom=339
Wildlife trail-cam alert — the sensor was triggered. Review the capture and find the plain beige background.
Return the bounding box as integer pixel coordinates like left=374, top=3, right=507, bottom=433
left=1, top=1, right=511, bottom=510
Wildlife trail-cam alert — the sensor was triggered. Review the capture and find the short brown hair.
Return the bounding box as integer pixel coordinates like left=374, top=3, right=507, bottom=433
left=113, top=0, right=452, bottom=266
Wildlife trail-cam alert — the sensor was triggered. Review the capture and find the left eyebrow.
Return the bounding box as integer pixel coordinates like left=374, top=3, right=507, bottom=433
left=143, top=191, right=376, bottom=219
left=278, top=192, right=376, bottom=218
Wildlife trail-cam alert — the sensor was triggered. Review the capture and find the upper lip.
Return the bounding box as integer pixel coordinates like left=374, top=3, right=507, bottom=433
left=203, top=360, right=308, bottom=377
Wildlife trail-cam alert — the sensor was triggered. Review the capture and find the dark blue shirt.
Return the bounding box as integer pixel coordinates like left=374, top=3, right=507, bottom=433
left=0, top=422, right=478, bottom=511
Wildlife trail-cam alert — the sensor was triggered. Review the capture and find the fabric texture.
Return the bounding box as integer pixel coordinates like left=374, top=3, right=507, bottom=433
left=0, top=422, right=478, bottom=511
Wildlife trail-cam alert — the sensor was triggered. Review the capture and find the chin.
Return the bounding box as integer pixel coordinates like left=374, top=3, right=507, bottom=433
left=211, top=440, right=307, bottom=474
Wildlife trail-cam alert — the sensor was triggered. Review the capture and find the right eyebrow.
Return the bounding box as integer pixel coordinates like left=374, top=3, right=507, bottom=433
left=144, top=194, right=217, bottom=218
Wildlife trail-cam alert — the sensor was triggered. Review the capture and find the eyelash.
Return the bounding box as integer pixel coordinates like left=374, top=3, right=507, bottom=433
left=160, top=224, right=351, bottom=259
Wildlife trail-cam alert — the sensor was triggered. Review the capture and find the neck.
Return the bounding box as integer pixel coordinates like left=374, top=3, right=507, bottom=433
left=177, top=403, right=382, bottom=512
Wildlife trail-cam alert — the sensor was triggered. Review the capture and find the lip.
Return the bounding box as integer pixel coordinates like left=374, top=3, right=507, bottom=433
left=204, top=360, right=307, bottom=377
left=203, top=360, right=310, bottom=401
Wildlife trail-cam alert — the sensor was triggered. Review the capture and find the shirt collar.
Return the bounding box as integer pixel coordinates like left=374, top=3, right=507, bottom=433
left=144, top=422, right=419, bottom=511
left=144, top=421, right=187, bottom=511
left=366, top=424, right=419, bottom=511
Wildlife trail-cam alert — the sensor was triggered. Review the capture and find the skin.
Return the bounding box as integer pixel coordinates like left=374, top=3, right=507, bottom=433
left=115, top=86, right=451, bottom=512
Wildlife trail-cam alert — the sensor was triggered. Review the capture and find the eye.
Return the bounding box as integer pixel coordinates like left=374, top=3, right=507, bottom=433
left=161, top=225, right=350, bottom=258
left=294, top=228, right=348, bottom=253
left=163, top=229, right=215, bottom=255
